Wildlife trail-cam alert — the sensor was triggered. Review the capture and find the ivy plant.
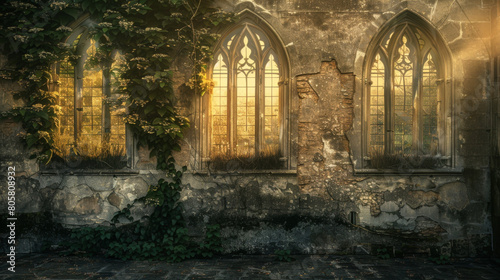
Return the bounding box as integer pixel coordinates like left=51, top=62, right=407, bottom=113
left=0, top=0, right=235, bottom=261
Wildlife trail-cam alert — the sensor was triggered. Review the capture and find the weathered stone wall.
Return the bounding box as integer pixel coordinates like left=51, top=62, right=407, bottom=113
left=0, top=0, right=496, bottom=255
left=491, top=0, right=500, bottom=256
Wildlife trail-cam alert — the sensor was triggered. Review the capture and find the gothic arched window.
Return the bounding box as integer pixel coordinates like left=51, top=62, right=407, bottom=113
left=207, top=19, right=289, bottom=169
left=56, top=27, right=126, bottom=165
left=364, top=15, right=452, bottom=169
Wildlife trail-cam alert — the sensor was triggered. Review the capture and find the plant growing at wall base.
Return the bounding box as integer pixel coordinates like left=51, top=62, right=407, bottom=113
left=428, top=254, right=451, bottom=265
left=376, top=248, right=391, bottom=259
left=274, top=249, right=294, bottom=262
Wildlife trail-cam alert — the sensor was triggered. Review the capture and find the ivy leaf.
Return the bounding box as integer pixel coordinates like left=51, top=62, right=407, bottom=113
left=158, top=107, right=168, bottom=117
left=152, top=118, right=162, bottom=125
left=144, top=104, right=155, bottom=115
left=38, top=111, right=49, bottom=120
left=81, top=0, right=90, bottom=12
left=26, top=135, right=37, bottom=148
left=156, top=127, right=164, bottom=135
left=63, top=8, right=81, bottom=20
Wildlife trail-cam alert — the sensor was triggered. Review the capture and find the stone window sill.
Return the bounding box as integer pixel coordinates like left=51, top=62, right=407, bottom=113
left=190, top=169, right=297, bottom=176
left=354, top=168, right=463, bottom=176
left=40, top=169, right=140, bottom=176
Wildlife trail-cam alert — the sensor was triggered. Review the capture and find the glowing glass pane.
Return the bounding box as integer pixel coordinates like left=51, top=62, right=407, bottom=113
left=393, top=35, right=414, bottom=155
left=227, top=34, right=236, bottom=50
left=422, top=53, right=438, bottom=154
left=82, top=39, right=103, bottom=145
left=235, top=36, right=256, bottom=157
left=109, top=52, right=126, bottom=153
left=211, top=54, right=229, bottom=155
left=256, top=33, right=265, bottom=50
left=384, top=31, right=394, bottom=48
left=369, top=53, right=385, bottom=154
left=59, top=59, right=74, bottom=139
left=264, top=53, right=280, bottom=153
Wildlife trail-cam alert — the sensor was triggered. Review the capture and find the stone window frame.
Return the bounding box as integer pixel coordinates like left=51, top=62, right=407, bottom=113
left=51, top=18, right=134, bottom=170
left=361, top=12, right=456, bottom=171
left=199, top=12, right=292, bottom=171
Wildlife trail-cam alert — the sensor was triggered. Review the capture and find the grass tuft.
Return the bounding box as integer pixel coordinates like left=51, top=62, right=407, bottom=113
left=209, top=145, right=281, bottom=171
left=369, top=148, right=445, bottom=169
left=50, top=133, right=126, bottom=169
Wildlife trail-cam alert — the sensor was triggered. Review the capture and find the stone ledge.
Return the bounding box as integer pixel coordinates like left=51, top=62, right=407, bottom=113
left=354, top=168, right=464, bottom=176
left=190, top=169, right=298, bottom=176
left=40, top=169, right=140, bottom=176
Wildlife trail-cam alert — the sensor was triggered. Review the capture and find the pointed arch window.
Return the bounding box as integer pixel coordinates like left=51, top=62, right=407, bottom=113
left=365, top=21, right=451, bottom=169
left=208, top=22, right=289, bottom=169
left=56, top=29, right=127, bottom=167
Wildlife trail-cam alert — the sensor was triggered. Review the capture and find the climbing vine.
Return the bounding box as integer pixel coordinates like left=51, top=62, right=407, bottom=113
left=0, top=0, right=234, bottom=261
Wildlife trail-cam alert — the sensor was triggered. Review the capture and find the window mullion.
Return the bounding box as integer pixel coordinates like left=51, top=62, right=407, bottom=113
left=256, top=62, right=262, bottom=156
left=230, top=61, right=236, bottom=157
left=75, top=58, right=84, bottom=143
left=102, top=66, right=111, bottom=144
left=386, top=57, right=393, bottom=155
left=414, top=56, right=422, bottom=155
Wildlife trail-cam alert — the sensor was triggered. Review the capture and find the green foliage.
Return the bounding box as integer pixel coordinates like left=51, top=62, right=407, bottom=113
left=274, top=249, right=294, bottom=262
left=376, top=248, right=391, bottom=259
left=199, top=224, right=223, bottom=258
left=0, top=0, right=235, bottom=167
left=429, top=254, right=451, bottom=264
left=1, top=0, right=233, bottom=262
left=429, top=254, right=451, bottom=265
left=0, top=0, right=76, bottom=163
left=62, top=226, right=113, bottom=256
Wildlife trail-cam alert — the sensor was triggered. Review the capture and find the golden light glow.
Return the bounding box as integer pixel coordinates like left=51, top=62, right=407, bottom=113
left=394, top=35, right=414, bottom=155
left=211, top=25, right=281, bottom=160
left=212, top=54, right=228, bottom=154
left=264, top=53, right=280, bottom=152
left=422, top=53, right=438, bottom=154
left=236, top=36, right=256, bottom=157
left=369, top=53, right=385, bottom=153
left=58, top=38, right=125, bottom=158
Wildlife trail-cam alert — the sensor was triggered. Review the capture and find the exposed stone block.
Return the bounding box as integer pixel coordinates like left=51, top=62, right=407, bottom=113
left=439, top=182, right=469, bottom=211
left=380, top=201, right=400, bottom=212
left=405, top=190, right=439, bottom=209
left=113, top=177, right=149, bottom=208
left=107, top=192, right=121, bottom=208
left=74, top=195, right=101, bottom=215
left=439, top=21, right=461, bottom=43
left=414, top=216, right=446, bottom=236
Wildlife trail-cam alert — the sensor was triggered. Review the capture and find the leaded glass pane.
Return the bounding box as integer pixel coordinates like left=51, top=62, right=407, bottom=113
left=82, top=39, right=103, bottom=146
left=59, top=59, right=74, bottom=139
left=422, top=53, right=438, bottom=154
left=236, top=36, right=256, bottom=157
left=109, top=52, right=126, bottom=154
left=264, top=53, right=280, bottom=154
left=211, top=54, right=229, bottom=155
left=393, top=35, right=414, bottom=155
left=369, top=53, right=385, bottom=154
